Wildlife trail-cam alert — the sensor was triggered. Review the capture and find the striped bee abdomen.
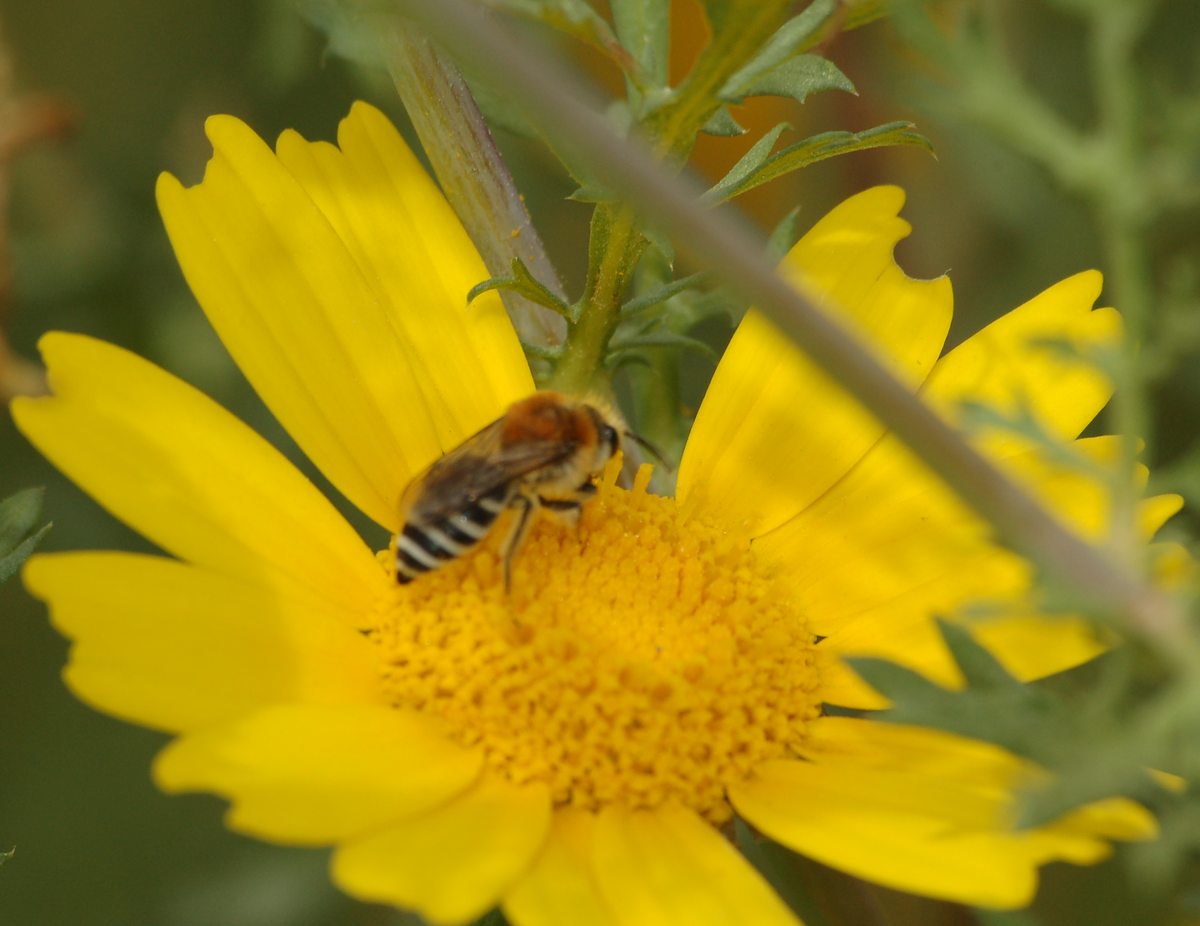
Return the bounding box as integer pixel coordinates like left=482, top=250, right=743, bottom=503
left=395, top=486, right=509, bottom=583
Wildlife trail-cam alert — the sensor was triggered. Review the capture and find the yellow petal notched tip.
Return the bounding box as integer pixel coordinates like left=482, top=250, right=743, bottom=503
left=677, top=184, right=953, bottom=539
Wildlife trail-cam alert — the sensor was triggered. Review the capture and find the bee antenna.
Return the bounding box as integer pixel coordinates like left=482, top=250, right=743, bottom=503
left=624, top=429, right=670, bottom=469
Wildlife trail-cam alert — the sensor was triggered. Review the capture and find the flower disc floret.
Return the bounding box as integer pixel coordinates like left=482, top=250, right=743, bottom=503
left=371, top=465, right=822, bottom=823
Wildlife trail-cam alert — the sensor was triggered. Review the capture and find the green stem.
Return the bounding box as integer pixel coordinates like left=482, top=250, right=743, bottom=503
left=1087, top=2, right=1156, bottom=562
left=546, top=0, right=794, bottom=394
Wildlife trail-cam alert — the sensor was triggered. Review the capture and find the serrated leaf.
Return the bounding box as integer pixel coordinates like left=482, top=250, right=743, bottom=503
left=611, top=0, right=670, bottom=89
left=724, top=54, right=855, bottom=106
left=468, top=258, right=573, bottom=320
left=705, top=121, right=933, bottom=203
left=701, top=121, right=792, bottom=204
left=0, top=488, right=44, bottom=553
left=847, top=619, right=1058, bottom=754
left=720, top=1, right=839, bottom=96
left=701, top=106, right=747, bottom=137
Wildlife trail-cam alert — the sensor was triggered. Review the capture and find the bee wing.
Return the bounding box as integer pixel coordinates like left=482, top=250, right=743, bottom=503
left=401, top=418, right=574, bottom=524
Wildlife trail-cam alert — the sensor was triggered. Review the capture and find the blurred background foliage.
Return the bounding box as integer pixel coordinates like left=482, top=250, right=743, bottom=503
left=1, top=0, right=1198, bottom=924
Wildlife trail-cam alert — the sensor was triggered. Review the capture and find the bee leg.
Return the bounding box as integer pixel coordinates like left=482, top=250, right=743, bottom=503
left=501, top=493, right=538, bottom=592
left=539, top=495, right=583, bottom=529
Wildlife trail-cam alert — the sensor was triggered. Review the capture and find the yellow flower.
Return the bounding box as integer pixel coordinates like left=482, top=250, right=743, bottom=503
left=13, top=103, right=1178, bottom=924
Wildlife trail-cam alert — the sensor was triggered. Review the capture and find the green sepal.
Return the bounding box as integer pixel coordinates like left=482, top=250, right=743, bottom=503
left=621, top=271, right=715, bottom=318
left=705, top=121, right=933, bottom=203
left=468, top=258, right=574, bottom=321
left=0, top=488, right=51, bottom=585
left=701, top=106, right=748, bottom=137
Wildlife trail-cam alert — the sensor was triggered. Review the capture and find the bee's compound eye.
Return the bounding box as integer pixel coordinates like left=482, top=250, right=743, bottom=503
left=600, top=424, right=619, bottom=456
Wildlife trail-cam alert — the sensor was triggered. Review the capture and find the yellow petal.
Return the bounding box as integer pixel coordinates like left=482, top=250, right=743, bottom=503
left=332, top=775, right=551, bottom=925
left=757, top=270, right=1120, bottom=608
left=11, top=333, right=382, bottom=619
left=154, top=704, right=483, bottom=845
left=678, top=186, right=952, bottom=537
left=503, top=809, right=618, bottom=926
left=277, top=103, right=532, bottom=451
left=923, top=271, right=1117, bottom=451
left=25, top=552, right=384, bottom=733
left=591, top=804, right=800, bottom=926
left=158, top=104, right=533, bottom=530
left=731, top=718, right=1149, bottom=910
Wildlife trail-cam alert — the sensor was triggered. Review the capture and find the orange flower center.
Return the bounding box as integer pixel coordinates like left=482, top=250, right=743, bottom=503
left=368, top=464, right=822, bottom=823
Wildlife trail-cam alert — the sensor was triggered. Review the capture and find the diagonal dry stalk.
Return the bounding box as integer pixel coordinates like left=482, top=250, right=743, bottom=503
left=392, top=0, right=1192, bottom=658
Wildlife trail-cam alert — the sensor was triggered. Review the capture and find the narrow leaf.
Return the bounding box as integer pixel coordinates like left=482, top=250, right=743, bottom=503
left=0, top=523, right=51, bottom=584
left=611, top=0, right=670, bottom=89
left=468, top=258, right=573, bottom=320
left=0, top=487, right=44, bottom=553
left=621, top=271, right=715, bottom=317
left=484, top=0, right=634, bottom=79
left=608, top=331, right=718, bottom=360
left=701, top=121, right=792, bottom=204
left=766, top=205, right=802, bottom=260
left=706, top=121, right=933, bottom=203
left=720, top=1, right=840, bottom=97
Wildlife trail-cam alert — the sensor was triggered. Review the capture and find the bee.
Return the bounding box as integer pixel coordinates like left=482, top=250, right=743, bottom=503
left=393, top=391, right=621, bottom=589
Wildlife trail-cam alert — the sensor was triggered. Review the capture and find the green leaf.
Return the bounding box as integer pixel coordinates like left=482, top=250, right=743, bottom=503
left=0, top=487, right=44, bottom=552
left=705, top=121, right=933, bottom=203
left=607, top=330, right=718, bottom=362
left=0, top=524, right=52, bottom=585
left=701, top=106, right=747, bottom=137
left=611, top=0, right=670, bottom=89
left=484, top=0, right=633, bottom=79
left=0, top=488, right=50, bottom=585
left=468, top=258, right=573, bottom=321
left=621, top=271, right=715, bottom=318
left=733, top=54, right=856, bottom=106
left=733, top=819, right=831, bottom=926
left=639, top=224, right=675, bottom=269
left=701, top=121, right=792, bottom=204
left=848, top=619, right=1059, bottom=755
left=766, top=205, right=802, bottom=260
left=720, top=1, right=839, bottom=96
